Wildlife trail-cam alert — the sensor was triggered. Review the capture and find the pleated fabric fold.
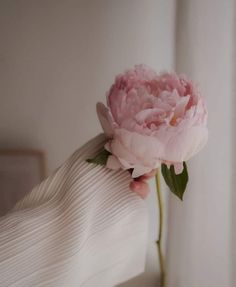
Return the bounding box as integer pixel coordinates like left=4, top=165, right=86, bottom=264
left=0, top=134, right=148, bottom=287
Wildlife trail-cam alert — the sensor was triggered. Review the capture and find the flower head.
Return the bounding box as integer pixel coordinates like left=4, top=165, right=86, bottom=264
left=97, top=65, right=208, bottom=177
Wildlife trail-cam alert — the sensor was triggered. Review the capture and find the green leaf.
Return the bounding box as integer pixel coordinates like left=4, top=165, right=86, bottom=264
left=86, top=149, right=111, bottom=166
left=161, top=162, right=188, bottom=200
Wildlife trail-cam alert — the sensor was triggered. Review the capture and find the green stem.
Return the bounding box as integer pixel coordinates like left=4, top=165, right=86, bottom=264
left=155, top=170, right=166, bottom=287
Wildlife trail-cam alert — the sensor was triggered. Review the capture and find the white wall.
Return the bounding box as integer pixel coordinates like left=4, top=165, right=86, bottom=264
left=0, top=1, right=176, bottom=286
left=0, top=0, right=176, bottom=174
left=167, top=1, right=235, bottom=286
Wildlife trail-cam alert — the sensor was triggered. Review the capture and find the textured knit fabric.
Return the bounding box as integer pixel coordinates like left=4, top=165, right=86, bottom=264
left=0, top=134, right=148, bottom=287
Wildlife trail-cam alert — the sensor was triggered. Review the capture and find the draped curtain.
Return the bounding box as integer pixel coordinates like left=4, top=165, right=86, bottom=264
left=167, top=1, right=235, bottom=287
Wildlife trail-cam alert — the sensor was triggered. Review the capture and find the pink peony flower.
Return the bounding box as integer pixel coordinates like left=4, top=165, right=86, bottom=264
left=97, top=65, right=208, bottom=178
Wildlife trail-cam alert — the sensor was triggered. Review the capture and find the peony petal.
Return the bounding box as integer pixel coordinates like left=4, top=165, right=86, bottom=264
left=134, top=108, right=164, bottom=123
left=132, top=166, right=153, bottom=178
left=105, top=129, right=164, bottom=177
left=113, top=129, right=164, bottom=167
left=106, top=155, right=121, bottom=170
left=109, top=134, right=140, bottom=166
left=96, top=102, right=114, bottom=137
left=173, top=162, right=184, bottom=174
left=173, top=95, right=190, bottom=118
left=163, top=126, right=208, bottom=162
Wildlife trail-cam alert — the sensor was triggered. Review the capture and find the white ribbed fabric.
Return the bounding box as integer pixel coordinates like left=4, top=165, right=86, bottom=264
left=0, top=134, right=148, bottom=287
